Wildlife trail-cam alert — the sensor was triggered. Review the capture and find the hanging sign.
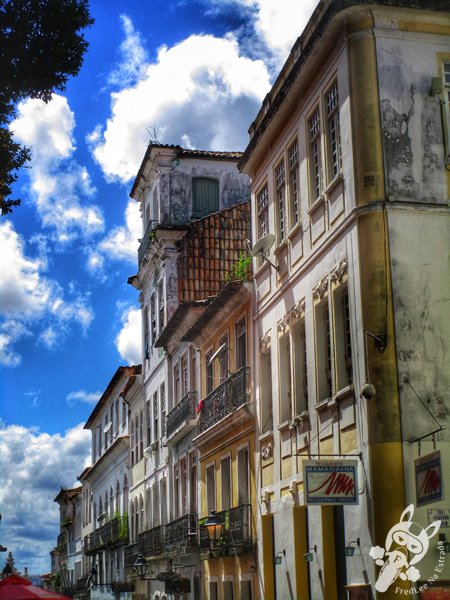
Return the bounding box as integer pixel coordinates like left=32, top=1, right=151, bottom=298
left=415, top=451, right=443, bottom=507
left=303, top=460, right=359, bottom=505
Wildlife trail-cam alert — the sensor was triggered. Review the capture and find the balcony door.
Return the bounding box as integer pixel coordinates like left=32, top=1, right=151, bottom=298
left=237, top=446, right=249, bottom=506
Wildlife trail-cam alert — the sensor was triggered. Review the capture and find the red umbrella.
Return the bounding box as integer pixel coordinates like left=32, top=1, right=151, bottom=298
left=0, top=575, right=71, bottom=599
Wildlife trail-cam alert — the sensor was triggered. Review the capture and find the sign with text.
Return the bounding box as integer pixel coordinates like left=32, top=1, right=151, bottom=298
left=428, top=508, right=450, bottom=529
left=415, top=451, right=443, bottom=507
left=303, top=460, right=359, bottom=505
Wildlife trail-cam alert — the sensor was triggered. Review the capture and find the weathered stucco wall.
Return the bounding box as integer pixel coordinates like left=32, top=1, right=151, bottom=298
left=377, top=32, right=449, bottom=204
left=389, top=209, right=450, bottom=442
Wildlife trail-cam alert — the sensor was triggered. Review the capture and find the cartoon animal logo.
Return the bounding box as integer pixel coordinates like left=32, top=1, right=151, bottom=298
left=369, top=504, right=441, bottom=593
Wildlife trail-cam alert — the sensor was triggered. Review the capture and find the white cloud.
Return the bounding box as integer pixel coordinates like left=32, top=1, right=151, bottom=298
left=0, top=221, right=94, bottom=366
left=66, top=390, right=102, bottom=406
left=0, top=422, right=90, bottom=574
left=115, top=306, right=141, bottom=365
left=98, top=199, right=141, bottom=263
left=89, top=30, right=271, bottom=183
left=11, top=95, right=104, bottom=243
left=107, top=14, right=149, bottom=88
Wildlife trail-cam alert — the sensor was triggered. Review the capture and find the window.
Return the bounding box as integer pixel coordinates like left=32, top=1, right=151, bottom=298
left=237, top=447, right=249, bottom=505
left=173, top=363, right=180, bottom=405
left=174, top=463, right=180, bottom=518
left=315, top=295, right=333, bottom=402
left=116, top=481, right=120, bottom=515
left=292, top=318, right=308, bottom=415
left=153, top=391, right=159, bottom=441
left=157, top=279, right=164, bottom=335
left=115, top=399, right=119, bottom=436
left=205, top=349, right=214, bottom=395
left=160, top=383, right=166, bottom=438
left=134, top=415, right=139, bottom=462
left=152, top=483, right=160, bottom=527
left=288, top=139, right=300, bottom=227
left=190, top=346, right=197, bottom=392
left=123, top=475, right=128, bottom=515
left=181, top=353, right=188, bottom=398
left=218, top=334, right=229, bottom=382
left=236, top=318, right=246, bottom=370
left=333, top=284, right=353, bottom=390
left=325, top=81, right=341, bottom=180
left=260, top=347, right=273, bottom=434
left=257, top=184, right=269, bottom=239
left=223, top=581, right=235, bottom=600
left=189, top=452, right=197, bottom=513
left=206, top=464, right=216, bottom=513
left=160, top=477, right=167, bottom=524
left=221, top=455, right=232, bottom=510
left=209, top=581, right=219, bottom=600
left=144, top=307, right=150, bottom=359
left=130, top=420, right=135, bottom=466
left=122, top=401, right=127, bottom=430
left=150, top=293, right=156, bottom=348
left=308, top=108, right=322, bottom=201
left=139, top=409, right=144, bottom=460
left=146, top=398, right=151, bottom=447
left=275, top=159, right=286, bottom=242
left=278, top=330, right=292, bottom=423
left=180, top=456, right=187, bottom=515
left=110, top=487, right=114, bottom=518
left=192, top=177, right=219, bottom=218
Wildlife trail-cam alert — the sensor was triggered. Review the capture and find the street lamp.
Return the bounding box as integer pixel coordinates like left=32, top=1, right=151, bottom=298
left=345, top=538, right=360, bottom=557
left=133, top=554, right=150, bottom=580
left=204, top=511, right=223, bottom=545
left=303, top=545, right=317, bottom=562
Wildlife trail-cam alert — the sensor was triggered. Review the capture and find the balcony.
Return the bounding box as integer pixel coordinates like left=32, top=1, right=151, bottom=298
left=138, top=525, right=163, bottom=558
left=57, top=531, right=67, bottom=551
left=164, top=513, right=198, bottom=556
left=199, top=505, right=253, bottom=558
left=124, top=542, right=139, bottom=570
left=197, top=367, right=251, bottom=434
left=166, top=392, right=197, bottom=444
left=83, top=515, right=129, bottom=555
left=138, top=220, right=158, bottom=266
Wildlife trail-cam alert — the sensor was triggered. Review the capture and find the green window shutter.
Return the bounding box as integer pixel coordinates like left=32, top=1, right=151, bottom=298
left=192, top=178, right=219, bottom=218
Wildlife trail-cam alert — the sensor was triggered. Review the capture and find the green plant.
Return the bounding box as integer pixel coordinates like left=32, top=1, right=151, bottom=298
left=225, top=252, right=252, bottom=282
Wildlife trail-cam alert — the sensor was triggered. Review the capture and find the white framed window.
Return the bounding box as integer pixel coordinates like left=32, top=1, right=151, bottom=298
left=205, top=348, right=214, bottom=395
left=173, top=363, right=180, bottom=405
left=209, top=580, right=219, bottom=600
left=223, top=579, right=235, bottom=600
left=218, top=333, right=229, bottom=383
left=181, top=353, right=188, bottom=397
left=235, top=318, right=247, bottom=370
left=150, top=293, right=156, bottom=348
left=240, top=576, right=253, bottom=600
left=256, top=183, right=269, bottom=239
left=157, top=279, right=164, bottom=335
left=288, top=139, right=300, bottom=227
left=153, top=390, right=159, bottom=442
left=308, top=108, right=322, bottom=201
left=315, top=294, right=333, bottom=402
left=278, top=329, right=292, bottom=423
left=221, top=454, right=232, bottom=511
left=274, top=159, right=286, bottom=243
left=292, top=317, right=308, bottom=415
left=260, top=344, right=273, bottom=434
left=325, top=81, right=342, bottom=180
left=206, top=463, right=216, bottom=513
left=333, top=282, right=353, bottom=391
left=237, top=445, right=249, bottom=506
left=160, top=382, right=166, bottom=438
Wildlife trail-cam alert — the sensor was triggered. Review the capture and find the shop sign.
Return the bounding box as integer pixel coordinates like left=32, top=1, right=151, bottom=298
left=303, top=460, right=358, bottom=505
left=415, top=451, right=443, bottom=507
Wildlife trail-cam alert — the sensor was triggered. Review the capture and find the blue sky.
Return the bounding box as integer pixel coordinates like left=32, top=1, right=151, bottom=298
left=0, top=0, right=318, bottom=575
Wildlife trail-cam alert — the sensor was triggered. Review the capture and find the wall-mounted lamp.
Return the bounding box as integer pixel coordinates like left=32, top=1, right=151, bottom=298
left=345, top=538, right=360, bottom=557
left=133, top=554, right=153, bottom=580
left=274, top=550, right=285, bottom=565
left=204, top=511, right=223, bottom=545
left=439, top=533, right=450, bottom=554
left=303, top=545, right=317, bottom=562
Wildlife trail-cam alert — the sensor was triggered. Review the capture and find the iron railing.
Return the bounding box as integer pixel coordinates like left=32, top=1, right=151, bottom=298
left=199, top=504, right=252, bottom=556
left=164, top=513, right=198, bottom=554
left=198, top=367, right=250, bottom=433
left=57, top=531, right=68, bottom=550
left=166, top=391, right=197, bottom=440
left=138, top=220, right=158, bottom=265
left=138, top=525, right=163, bottom=557
left=83, top=515, right=128, bottom=554
left=124, top=542, right=139, bottom=570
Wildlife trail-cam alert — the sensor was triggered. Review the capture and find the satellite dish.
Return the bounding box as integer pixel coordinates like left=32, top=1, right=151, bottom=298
left=252, top=234, right=275, bottom=257
left=251, top=234, right=279, bottom=272
left=103, top=422, right=112, bottom=434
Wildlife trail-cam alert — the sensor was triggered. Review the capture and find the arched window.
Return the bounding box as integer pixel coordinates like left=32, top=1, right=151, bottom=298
left=192, top=177, right=219, bottom=218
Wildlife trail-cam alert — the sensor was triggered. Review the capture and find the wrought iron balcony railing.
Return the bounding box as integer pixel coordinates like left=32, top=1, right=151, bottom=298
left=199, top=504, right=253, bottom=557
left=164, top=513, right=198, bottom=555
left=138, top=220, right=158, bottom=265
left=138, top=525, right=163, bottom=558
left=124, top=542, right=139, bottom=570
left=166, top=391, right=197, bottom=443
left=83, top=515, right=128, bottom=554
left=198, top=367, right=250, bottom=434
left=57, top=531, right=68, bottom=550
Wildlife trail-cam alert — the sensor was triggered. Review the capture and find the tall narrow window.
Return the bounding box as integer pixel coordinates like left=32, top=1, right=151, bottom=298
left=153, top=391, right=159, bottom=442
left=325, top=82, right=341, bottom=180
left=146, top=398, right=151, bottom=446
left=190, top=346, right=197, bottom=392
left=237, top=447, right=249, bottom=505
left=139, top=409, right=144, bottom=460
left=130, top=420, right=135, bottom=466
left=257, top=184, right=269, bottom=239
left=333, top=284, right=353, bottom=390
left=143, top=307, right=150, bottom=359
left=236, top=318, right=246, bottom=370
left=308, top=109, right=322, bottom=201
left=134, top=415, right=139, bottom=462
left=152, top=483, right=160, bottom=527
left=278, top=330, right=292, bottom=422
left=160, top=478, right=167, bottom=525
left=173, top=363, right=180, bottom=405
left=181, top=354, right=188, bottom=398
left=174, top=463, right=180, bottom=518
left=180, top=457, right=187, bottom=515
left=157, top=279, right=164, bottom=335
left=221, top=456, right=232, bottom=510
left=288, top=140, right=300, bottom=226
left=292, top=318, right=308, bottom=415
left=192, top=178, right=219, bottom=218
left=218, top=334, right=229, bottom=382
left=123, top=475, right=128, bottom=516
left=260, top=347, right=273, bottom=434
left=150, top=294, right=156, bottom=348
left=206, top=464, right=216, bottom=513
left=315, top=296, right=333, bottom=402
left=223, top=581, right=235, bottom=600
left=160, top=382, right=166, bottom=438
left=275, top=159, right=286, bottom=242
left=206, top=350, right=214, bottom=395
left=189, top=452, right=197, bottom=513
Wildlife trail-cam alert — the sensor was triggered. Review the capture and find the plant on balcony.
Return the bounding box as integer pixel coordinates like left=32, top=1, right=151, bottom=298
left=119, top=514, right=129, bottom=539
left=224, top=252, right=252, bottom=283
